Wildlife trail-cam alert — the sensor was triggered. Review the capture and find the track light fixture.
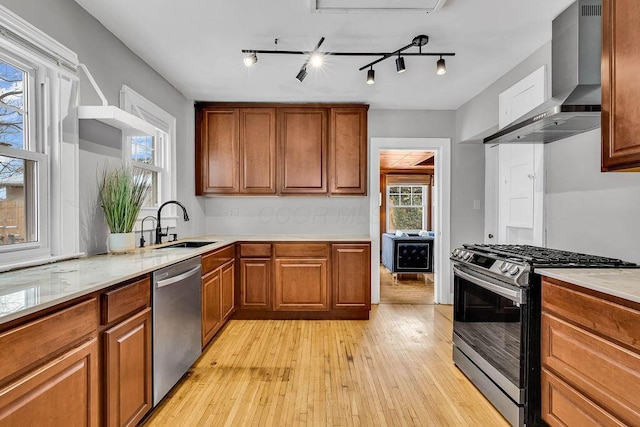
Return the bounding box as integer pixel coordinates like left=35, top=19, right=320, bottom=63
left=243, top=52, right=257, bottom=67
left=367, top=67, right=375, bottom=85
left=241, top=34, right=454, bottom=84
left=437, top=56, right=446, bottom=75
left=395, top=54, right=406, bottom=74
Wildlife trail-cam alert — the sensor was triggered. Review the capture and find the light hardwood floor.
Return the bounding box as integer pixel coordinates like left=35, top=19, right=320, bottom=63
left=379, top=265, right=434, bottom=305
left=144, top=304, right=508, bottom=426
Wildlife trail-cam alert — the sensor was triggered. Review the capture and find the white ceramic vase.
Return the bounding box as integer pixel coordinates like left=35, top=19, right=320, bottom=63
left=108, top=232, right=135, bottom=254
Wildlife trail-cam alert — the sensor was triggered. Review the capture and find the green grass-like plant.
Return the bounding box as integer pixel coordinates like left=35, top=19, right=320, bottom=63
left=98, top=163, right=149, bottom=234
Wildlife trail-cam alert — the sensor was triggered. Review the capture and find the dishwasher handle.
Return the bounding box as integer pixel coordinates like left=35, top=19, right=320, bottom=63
left=156, top=265, right=201, bottom=289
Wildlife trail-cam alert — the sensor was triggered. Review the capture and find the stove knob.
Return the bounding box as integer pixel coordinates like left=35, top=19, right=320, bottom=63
left=509, top=265, right=520, bottom=276
left=464, top=252, right=473, bottom=260
left=452, top=249, right=460, bottom=257
left=500, top=262, right=510, bottom=273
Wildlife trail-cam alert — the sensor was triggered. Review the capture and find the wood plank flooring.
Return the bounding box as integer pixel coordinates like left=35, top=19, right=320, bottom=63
left=379, top=265, right=434, bottom=305
left=144, top=304, right=508, bottom=426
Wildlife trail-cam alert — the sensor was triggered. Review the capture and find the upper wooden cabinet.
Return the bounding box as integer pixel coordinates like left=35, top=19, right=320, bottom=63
left=196, top=107, right=276, bottom=195
left=602, top=0, right=640, bottom=172
left=329, top=108, right=368, bottom=195
left=195, top=103, right=368, bottom=196
left=278, top=107, right=328, bottom=194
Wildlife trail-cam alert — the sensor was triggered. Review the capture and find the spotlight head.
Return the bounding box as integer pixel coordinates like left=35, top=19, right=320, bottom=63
left=243, top=52, right=257, bottom=67
left=296, top=67, right=308, bottom=83
left=310, top=52, right=324, bottom=68
left=366, top=68, right=375, bottom=85
left=395, top=56, right=406, bottom=74
left=437, top=57, right=446, bottom=75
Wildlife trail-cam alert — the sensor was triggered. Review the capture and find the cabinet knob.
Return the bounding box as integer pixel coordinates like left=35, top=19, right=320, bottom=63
left=488, top=234, right=494, bottom=239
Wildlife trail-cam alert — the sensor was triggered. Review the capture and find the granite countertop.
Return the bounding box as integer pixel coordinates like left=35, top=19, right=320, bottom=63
left=536, top=268, right=640, bottom=304
left=0, top=234, right=371, bottom=325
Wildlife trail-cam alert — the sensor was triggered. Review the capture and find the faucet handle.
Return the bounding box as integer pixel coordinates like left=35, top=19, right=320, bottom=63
left=170, top=233, right=178, bottom=242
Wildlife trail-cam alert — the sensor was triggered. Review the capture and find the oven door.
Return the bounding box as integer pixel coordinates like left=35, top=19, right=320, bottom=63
left=452, top=264, right=528, bottom=405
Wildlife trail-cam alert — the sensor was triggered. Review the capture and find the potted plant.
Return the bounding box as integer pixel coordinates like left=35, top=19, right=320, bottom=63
left=98, top=163, right=148, bottom=254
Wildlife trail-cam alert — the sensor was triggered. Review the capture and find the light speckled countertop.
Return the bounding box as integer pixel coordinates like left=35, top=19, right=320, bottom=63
left=536, top=268, right=640, bottom=304
left=0, top=234, right=371, bottom=325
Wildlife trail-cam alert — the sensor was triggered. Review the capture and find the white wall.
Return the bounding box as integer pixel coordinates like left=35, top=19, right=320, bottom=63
left=545, top=129, right=640, bottom=263
left=2, top=0, right=204, bottom=255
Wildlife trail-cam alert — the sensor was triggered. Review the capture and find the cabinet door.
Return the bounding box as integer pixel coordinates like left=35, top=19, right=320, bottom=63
left=240, top=108, right=276, bottom=193
left=196, top=108, right=239, bottom=194
left=329, top=107, right=367, bottom=195
left=0, top=338, right=99, bottom=427
left=104, top=308, right=152, bottom=427
left=602, top=0, right=640, bottom=171
left=278, top=108, right=328, bottom=194
left=332, top=244, right=371, bottom=310
left=240, top=258, right=271, bottom=310
left=202, top=269, right=222, bottom=347
left=221, top=260, right=235, bottom=321
left=274, top=258, right=328, bottom=311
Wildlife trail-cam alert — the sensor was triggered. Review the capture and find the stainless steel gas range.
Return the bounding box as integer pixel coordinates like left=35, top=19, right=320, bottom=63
left=450, top=244, right=636, bottom=427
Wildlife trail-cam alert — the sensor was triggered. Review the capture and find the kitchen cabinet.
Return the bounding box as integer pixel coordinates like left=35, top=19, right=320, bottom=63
left=101, top=276, right=152, bottom=427
left=0, top=298, right=99, bottom=426
left=329, top=108, right=368, bottom=195
left=195, top=103, right=368, bottom=196
left=332, top=244, right=371, bottom=310
left=278, top=107, right=328, bottom=194
left=201, top=245, right=236, bottom=348
left=195, top=107, right=276, bottom=195
left=274, top=243, right=329, bottom=311
left=239, top=243, right=272, bottom=311
left=541, top=277, right=640, bottom=426
left=602, top=0, right=640, bottom=172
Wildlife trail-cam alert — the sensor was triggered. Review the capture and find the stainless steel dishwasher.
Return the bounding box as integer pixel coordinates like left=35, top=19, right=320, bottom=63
left=152, top=256, right=202, bottom=406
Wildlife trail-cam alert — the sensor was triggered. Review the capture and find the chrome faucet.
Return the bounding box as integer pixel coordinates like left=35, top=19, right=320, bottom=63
left=139, top=215, right=157, bottom=248
left=155, top=200, right=190, bottom=245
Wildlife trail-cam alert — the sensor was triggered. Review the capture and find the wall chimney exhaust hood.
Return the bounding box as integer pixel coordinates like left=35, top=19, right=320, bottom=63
left=484, top=0, right=602, bottom=145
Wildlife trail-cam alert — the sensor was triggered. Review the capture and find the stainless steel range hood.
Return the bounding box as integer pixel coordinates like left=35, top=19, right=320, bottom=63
left=484, top=0, right=602, bottom=144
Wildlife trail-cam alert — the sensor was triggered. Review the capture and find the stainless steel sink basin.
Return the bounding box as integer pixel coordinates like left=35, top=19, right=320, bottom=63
left=155, top=241, right=216, bottom=249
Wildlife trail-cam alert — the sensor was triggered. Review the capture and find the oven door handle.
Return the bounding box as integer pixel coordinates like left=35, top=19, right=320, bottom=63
left=453, top=265, right=525, bottom=304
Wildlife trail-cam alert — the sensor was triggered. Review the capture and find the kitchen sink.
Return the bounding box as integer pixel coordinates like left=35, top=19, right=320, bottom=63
left=155, top=241, right=217, bottom=249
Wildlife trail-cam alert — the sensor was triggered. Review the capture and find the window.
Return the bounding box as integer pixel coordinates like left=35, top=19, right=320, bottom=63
left=0, top=5, right=80, bottom=268
left=120, top=85, right=175, bottom=220
left=387, top=185, right=427, bottom=232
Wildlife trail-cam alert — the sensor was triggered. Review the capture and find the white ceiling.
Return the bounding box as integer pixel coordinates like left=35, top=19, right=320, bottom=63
left=73, top=0, right=574, bottom=110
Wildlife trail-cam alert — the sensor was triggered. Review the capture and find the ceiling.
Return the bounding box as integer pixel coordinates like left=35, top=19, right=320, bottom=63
left=73, top=0, right=574, bottom=110
left=380, top=151, right=434, bottom=170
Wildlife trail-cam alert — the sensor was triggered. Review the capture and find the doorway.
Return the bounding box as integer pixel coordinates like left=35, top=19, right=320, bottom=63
left=379, top=150, right=435, bottom=304
left=369, top=138, right=452, bottom=305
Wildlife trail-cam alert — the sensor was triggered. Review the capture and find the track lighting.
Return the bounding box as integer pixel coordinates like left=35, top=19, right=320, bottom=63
left=243, top=52, right=257, bottom=67
left=296, top=67, right=307, bottom=83
left=437, top=56, right=446, bottom=75
left=241, top=34, right=455, bottom=83
left=367, top=67, right=375, bottom=85
left=395, top=55, right=406, bottom=73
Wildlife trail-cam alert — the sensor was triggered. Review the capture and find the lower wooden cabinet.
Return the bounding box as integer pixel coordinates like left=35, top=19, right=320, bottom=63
left=541, top=277, right=640, bottom=427
left=274, top=258, right=328, bottom=311
left=332, top=244, right=371, bottom=310
left=202, top=257, right=235, bottom=348
left=104, top=308, right=152, bottom=427
left=240, top=258, right=271, bottom=310
left=0, top=338, right=99, bottom=426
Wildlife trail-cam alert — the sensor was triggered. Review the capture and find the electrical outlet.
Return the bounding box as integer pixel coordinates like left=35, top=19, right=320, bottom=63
left=228, top=208, right=239, bottom=218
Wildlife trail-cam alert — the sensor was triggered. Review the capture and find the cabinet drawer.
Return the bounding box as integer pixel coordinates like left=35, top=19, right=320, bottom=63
left=239, top=243, right=272, bottom=257
left=0, top=298, right=98, bottom=383
left=542, top=368, right=625, bottom=427
left=274, top=243, right=329, bottom=258
left=202, top=245, right=235, bottom=275
left=542, top=278, right=640, bottom=352
left=101, top=277, right=150, bottom=325
left=542, top=313, right=640, bottom=426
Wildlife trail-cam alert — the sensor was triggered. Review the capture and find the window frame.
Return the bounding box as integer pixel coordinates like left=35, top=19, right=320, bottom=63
left=386, top=184, right=428, bottom=233
left=0, top=5, right=80, bottom=270
left=120, top=85, right=176, bottom=226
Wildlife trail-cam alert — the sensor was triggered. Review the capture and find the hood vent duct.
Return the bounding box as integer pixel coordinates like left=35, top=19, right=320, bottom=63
left=484, top=0, right=602, bottom=145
